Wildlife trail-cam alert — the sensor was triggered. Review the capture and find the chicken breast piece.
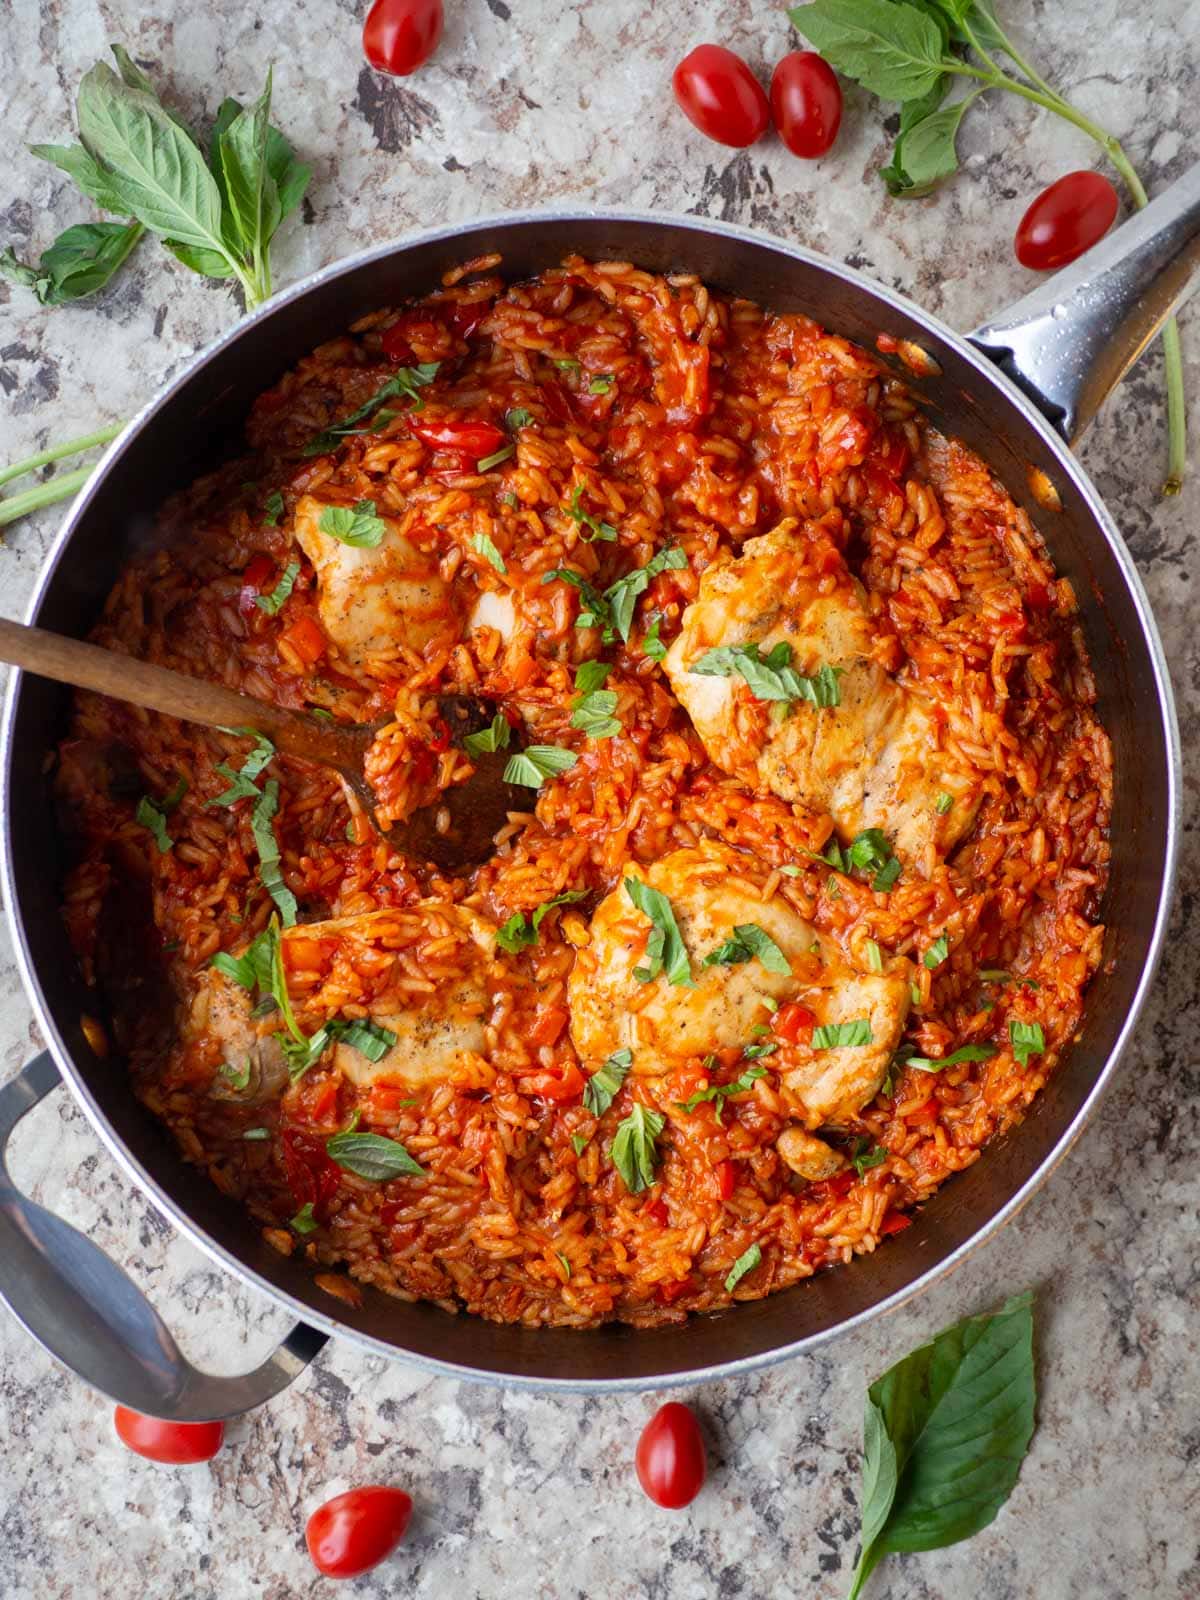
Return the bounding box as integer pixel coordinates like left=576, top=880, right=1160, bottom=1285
left=281, top=906, right=495, bottom=1090
left=183, top=968, right=289, bottom=1106
left=292, top=493, right=458, bottom=670
left=664, top=521, right=978, bottom=863
left=568, top=847, right=910, bottom=1124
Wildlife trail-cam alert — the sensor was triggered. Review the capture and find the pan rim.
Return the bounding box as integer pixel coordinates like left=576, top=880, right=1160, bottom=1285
left=0, top=205, right=1181, bottom=1390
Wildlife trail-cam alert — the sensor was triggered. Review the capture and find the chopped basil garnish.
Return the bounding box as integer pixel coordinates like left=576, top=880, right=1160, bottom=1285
left=262, top=490, right=284, bottom=526
left=336, top=1019, right=398, bottom=1062
left=161, top=775, right=188, bottom=810
left=610, top=1102, right=664, bottom=1193
left=557, top=1251, right=572, bottom=1279
left=290, top=1202, right=318, bottom=1234
left=554, top=357, right=581, bottom=374
left=606, top=546, right=688, bottom=642
left=873, top=857, right=903, bottom=893
left=692, top=639, right=844, bottom=707
left=305, top=364, right=439, bottom=455
left=865, top=939, right=884, bottom=973
left=542, top=566, right=611, bottom=633
left=677, top=1064, right=766, bottom=1122
left=255, top=558, right=300, bottom=615
left=851, top=1138, right=888, bottom=1177
left=210, top=730, right=275, bottom=806
left=979, top=969, right=1011, bottom=982
left=472, top=530, right=507, bottom=574
left=923, top=933, right=950, bottom=970
left=935, top=791, right=954, bottom=815
left=1008, top=1020, right=1045, bottom=1067
left=505, top=407, right=533, bottom=430
left=318, top=500, right=387, bottom=548
left=564, top=484, right=618, bottom=544
left=574, top=660, right=612, bottom=695
left=702, top=922, right=791, bottom=975
left=463, top=712, right=512, bottom=758
left=220, top=1058, right=252, bottom=1090
left=742, top=1041, right=778, bottom=1060
left=583, top=1047, right=632, bottom=1116
left=812, top=1018, right=874, bottom=1049
left=503, top=744, right=577, bottom=788
left=325, top=1129, right=424, bottom=1180
left=478, top=443, right=515, bottom=471
left=250, top=779, right=298, bottom=926
left=570, top=1131, right=590, bottom=1156
left=903, top=1043, right=998, bottom=1073
left=642, top=616, right=667, bottom=661
left=624, top=877, right=694, bottom=988
left=571, top=685, right=621, bottom=739
left=588, top=373, right=615, bottom=395
left=135, top=794, right=173, bottom=853
left=242, top=1126, right=271, bottom=1141
left=495, top=889, right=587, bottom=954
left=724, top=1241, right=762, bottom=1292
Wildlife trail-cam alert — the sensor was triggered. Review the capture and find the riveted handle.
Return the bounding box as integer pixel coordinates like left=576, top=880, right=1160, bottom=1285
left=970, top=160, right=1200, bottom=441
left=0, top=1052, right=328, bottom=1421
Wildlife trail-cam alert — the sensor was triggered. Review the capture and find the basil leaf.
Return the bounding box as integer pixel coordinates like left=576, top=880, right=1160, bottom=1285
left=478, top=444, right=515, bottom=471
left=883, top=96, right=973, bottom=197
left=530, top=888, right=586, bottom=931
left=263, top=121, right=311, bottom=221
left=790, top=0, right=948, bottom=103
left=606, top=547, right=688, bottom=643
left=29, top=140, right=128, bottom=211
left=564, top=484, right=618, bottom=543
left=210, top=763, right=260, bottom=805
left=678, top=1065, right=766, bottom=1122
left=624, top=877, right=694, bottom=988
left=135, top=794, right=173, bottom=853
left=242, top=1126, right=271, bottom=1141
left=220, top=1058, right=252, bottom=1091
left=691, top=640, right=843, bottom=707
left=473, top=531, right=507, bottom=573
left=305, top=365, right=439, bottom=454
left=610, top=1103, right=665, bottom=1193
left=903, top=1042, right=997, bottom=1073
left=848, top=1291, right=1036, bottom=1599
left=255, top=558, right=299, bottom=615
left=463, top=712, right=512, bottom=758
left=503, top=745, right=577, bottom=788
left=215, top=69, right=279, bottom=260
left=1008, top=1019, right=1045, bottom=1067
left=865, top=939, right=884, bottom=973
left=574, top=660, right=612, bottom=695
left=262, top=490, right=285, bottom=525
left=211, top=949, right=255, bottom=988
left=571, top=1131, right=590, bottom=1156
left=588, top=374, right=615, bottom=395
left=702, top=922, right=791, bottom=975
left=923, top=933, right=949, bottom=970
left=1, top=221, right=144, bottom=305
left=642, top=617, right=667, bottom=661
left=336, top=1019, right=398, bottom=1062
left=934, top=790, right=954, bottom=815
left=325, top=1129, right=424, bottom=1180
left=77, top=62, right=230, bottom=256
left=812, top=1018, right=874, bottom=1049
left=222, top=915, right=304, bottom=1044
left=741, top=1041, right=778, bottom=1060
left=250, top=778, right=297, bottom=926
left=851, top=1138, right=888, bottom=1177
left=496, top=911, right=537, bottom=955
left=724, top=1242, right=762, bottom=1292
left=570, top=688, right=621, bottom=740
left=505, top=407, right=533, bottom=430
left=290, top=1202, right=318, bottom=1235
left=583, top=1047, right=632, bottom=1116
left=319, top=500, right=387, bottom=548
left=873, top=857, right=903, bottom=892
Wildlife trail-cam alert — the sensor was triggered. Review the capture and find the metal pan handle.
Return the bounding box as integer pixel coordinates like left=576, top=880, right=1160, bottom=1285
left=0, top=1051, right=328, bottom=1421
left=970, top=159, right=1200, bottom=442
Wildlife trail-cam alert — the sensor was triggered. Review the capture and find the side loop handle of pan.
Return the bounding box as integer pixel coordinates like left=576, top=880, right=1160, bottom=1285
left=0, top=1051, right=328, bottom=1421
left=970, top=159, right=1200, bottom=443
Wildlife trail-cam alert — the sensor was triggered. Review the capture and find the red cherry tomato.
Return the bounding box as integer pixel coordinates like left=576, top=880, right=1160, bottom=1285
left=1014, top=171, right=1120, bottom=270
left=362, top=0, right=443, bottom=78
left=635, top=1403, right=707, bottom=1509
left=672, top=45, right=770, bottom=149
left=306, top=1486, right=413, bottom=1579
left=408, top=416, right=507, bottom=462
left=769, top=51, right=843, bottom=158
left=113, top=1407, right=224, bottom=1464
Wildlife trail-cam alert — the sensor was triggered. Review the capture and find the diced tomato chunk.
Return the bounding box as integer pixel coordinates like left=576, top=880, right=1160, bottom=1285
left=644, top=1196, right=669, bottom=1227
left=409, top=416, right=506, bottom=461
left=773, top=1001, right=816, bottom=1044
left=655, top=1274, right=694, bottom=1305
left=879, top=1211, right=913, bottom=1235
left=280, top=616, right=327, bottom=667
left=520, top=1060, right=583, bottom=1101
left=527, top=1006, right=570, bottom=1049
left=714, top=1159, right=736, bottom=1200
left=908, top=1098, right=940, bottom=1124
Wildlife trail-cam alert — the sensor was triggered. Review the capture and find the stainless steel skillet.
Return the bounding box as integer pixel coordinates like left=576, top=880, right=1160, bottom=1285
left=1, top=168, right=1196, bottom=1412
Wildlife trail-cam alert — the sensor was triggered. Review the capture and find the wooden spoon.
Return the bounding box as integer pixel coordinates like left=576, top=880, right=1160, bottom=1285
left=0, top=616, right=526, bottom=872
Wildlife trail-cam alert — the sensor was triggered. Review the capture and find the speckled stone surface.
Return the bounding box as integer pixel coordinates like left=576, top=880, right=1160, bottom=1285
left=1, top=1, right=1197, bottom=1595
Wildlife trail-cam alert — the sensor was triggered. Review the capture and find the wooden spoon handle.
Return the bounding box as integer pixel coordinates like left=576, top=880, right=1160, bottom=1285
left=0, top=617, right=367, bottom=772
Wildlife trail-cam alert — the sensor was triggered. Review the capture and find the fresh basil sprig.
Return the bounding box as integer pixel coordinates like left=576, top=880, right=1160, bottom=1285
left=788, top=0, right=1186, bottom=493
left=847, top=1290, right=1036, bottom=1598
left=4, top=47, right=308, bottom=310
left=610, top=1102, right=665, bottom=1193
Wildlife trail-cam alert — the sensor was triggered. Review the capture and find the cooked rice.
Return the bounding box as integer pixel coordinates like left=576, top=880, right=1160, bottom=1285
left=56, top=255, right=1111, bottom=1329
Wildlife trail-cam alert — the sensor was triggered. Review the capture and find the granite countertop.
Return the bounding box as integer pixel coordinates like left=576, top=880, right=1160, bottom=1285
left=1, top=2, right=1197, bottom=1595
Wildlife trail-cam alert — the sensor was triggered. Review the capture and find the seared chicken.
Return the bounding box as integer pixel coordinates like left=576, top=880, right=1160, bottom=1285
left=292, top=494, right=458, bottom=670
left=664, top=521, right=978, bottom=863
left=568, top=846, right=911, bottom=1126
left=184, top=969, right=289, bottom=1106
